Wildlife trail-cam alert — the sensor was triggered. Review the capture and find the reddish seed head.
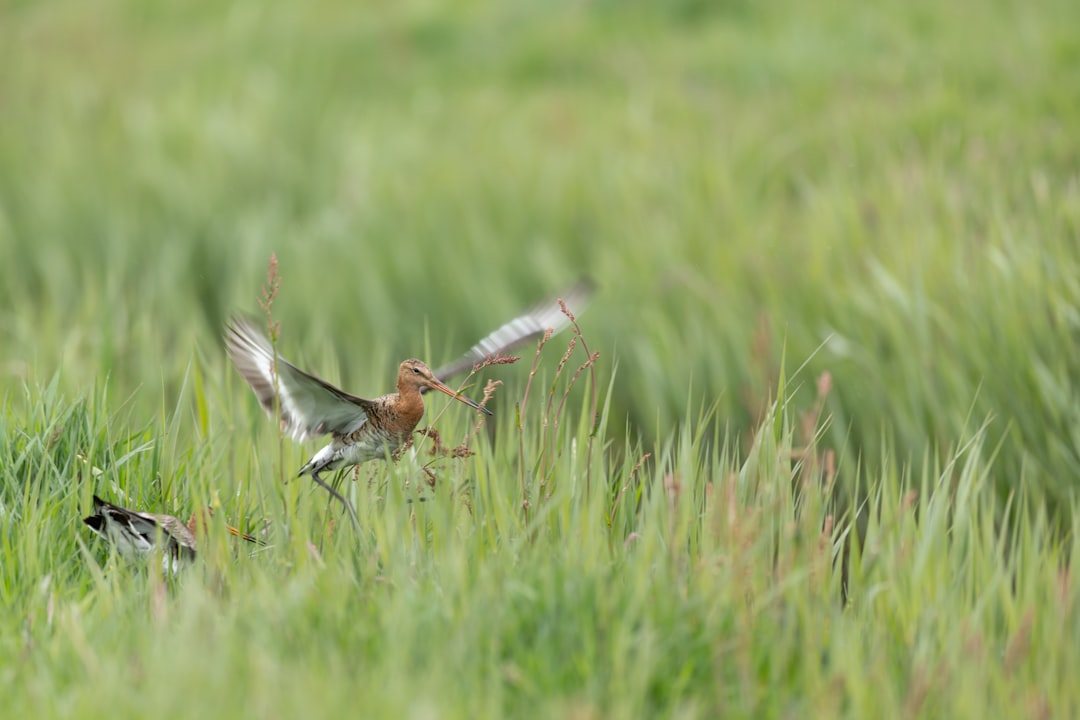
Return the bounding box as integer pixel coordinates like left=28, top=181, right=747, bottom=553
left=472, top=352, right=521, bottom=372
left=817, top=371, right=832, bottom=400
left=557, top=298, right=576, bottom=323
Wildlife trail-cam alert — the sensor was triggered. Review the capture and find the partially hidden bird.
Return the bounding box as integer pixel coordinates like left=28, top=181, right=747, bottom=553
left=224, top=279, right=594, bottom=529
left=83, top=494, right=264, bottom=574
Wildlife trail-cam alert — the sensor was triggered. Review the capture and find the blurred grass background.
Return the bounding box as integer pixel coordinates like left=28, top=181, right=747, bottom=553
left=1, top=0, right=1079, bottom=716
left=3, top=0, right=1078, bottom=510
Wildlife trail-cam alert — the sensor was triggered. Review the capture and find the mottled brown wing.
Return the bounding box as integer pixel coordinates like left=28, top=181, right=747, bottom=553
left=428, top=278, right=595, bottom=386
left=225, top=318, right=378, bottom=440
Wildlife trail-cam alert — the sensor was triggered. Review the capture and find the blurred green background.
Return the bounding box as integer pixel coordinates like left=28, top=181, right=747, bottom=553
left=2, top=0, right=1078, bottom=508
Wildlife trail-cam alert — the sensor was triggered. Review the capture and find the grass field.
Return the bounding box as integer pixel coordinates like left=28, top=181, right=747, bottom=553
left=2, top=0, right=1079, bottom=717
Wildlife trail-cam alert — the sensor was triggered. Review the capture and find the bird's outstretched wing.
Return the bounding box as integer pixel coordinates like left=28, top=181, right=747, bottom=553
left=429, top=278, right=596, bottom=385
left=225, top=318, right=376, bottom=440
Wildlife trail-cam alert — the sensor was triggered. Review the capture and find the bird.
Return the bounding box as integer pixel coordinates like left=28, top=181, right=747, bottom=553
left=225, top=323, right=493, bottom=529
left=225, top=279, right=594, bottom=529
left=83, top=494, right=264, bottom=574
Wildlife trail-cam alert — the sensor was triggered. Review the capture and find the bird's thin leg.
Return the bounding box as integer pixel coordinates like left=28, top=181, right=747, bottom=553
left=311, top=470, right=361, bottom=531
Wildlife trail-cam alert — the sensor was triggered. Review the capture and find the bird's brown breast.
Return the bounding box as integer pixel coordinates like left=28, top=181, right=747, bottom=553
left=348, top=392, right=425, bottom=446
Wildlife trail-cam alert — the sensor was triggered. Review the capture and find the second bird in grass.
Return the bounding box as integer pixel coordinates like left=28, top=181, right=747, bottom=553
left=83, top=494, right=264, bottom=575
left=225, top=319, right=492, bottom=528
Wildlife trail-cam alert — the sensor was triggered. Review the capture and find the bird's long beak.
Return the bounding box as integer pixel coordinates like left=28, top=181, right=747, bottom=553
left=226, top=524, right=267, bottom=546
left=427, top=379, right=494, bottom=416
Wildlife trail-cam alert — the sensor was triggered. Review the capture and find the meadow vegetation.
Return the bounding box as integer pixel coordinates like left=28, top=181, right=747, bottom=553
left=1, top=0, right=1078, bottom=717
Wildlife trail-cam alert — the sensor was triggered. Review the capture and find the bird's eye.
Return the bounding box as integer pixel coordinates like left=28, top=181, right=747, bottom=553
left=412, top=367, right=422, bottom=374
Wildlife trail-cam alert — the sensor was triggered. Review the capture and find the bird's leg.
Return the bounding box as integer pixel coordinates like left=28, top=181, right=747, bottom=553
left=311, top=470, right=361, bottom=531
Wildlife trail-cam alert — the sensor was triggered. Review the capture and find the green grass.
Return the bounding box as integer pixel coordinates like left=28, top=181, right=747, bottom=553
left=1, top=0, right=1079, bottom=716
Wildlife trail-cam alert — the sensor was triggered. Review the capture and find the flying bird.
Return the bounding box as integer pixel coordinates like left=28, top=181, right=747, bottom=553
left=225, top=278, right=594, bottom=528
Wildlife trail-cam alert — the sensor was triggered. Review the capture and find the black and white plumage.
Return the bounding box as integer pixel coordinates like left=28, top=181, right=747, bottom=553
left=224, top=319, right=379, bottom=443
left=83, top=495, right=262, bottom=574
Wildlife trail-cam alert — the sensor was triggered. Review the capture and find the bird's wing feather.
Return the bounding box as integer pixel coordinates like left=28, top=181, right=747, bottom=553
left=429, top=278, right=595, bottom=385
left=155, top=515, right=197, bottom=555
left=225, top=318, right=376, bottom=439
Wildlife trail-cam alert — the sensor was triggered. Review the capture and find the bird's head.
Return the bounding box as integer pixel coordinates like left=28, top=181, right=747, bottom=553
left=398, top=359, right=492, bottom=416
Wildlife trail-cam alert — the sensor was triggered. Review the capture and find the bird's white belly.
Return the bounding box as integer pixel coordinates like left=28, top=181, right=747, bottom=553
left=303, top=431, right=405, bottom=475
left=334, top=433, right=397, bottom=467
